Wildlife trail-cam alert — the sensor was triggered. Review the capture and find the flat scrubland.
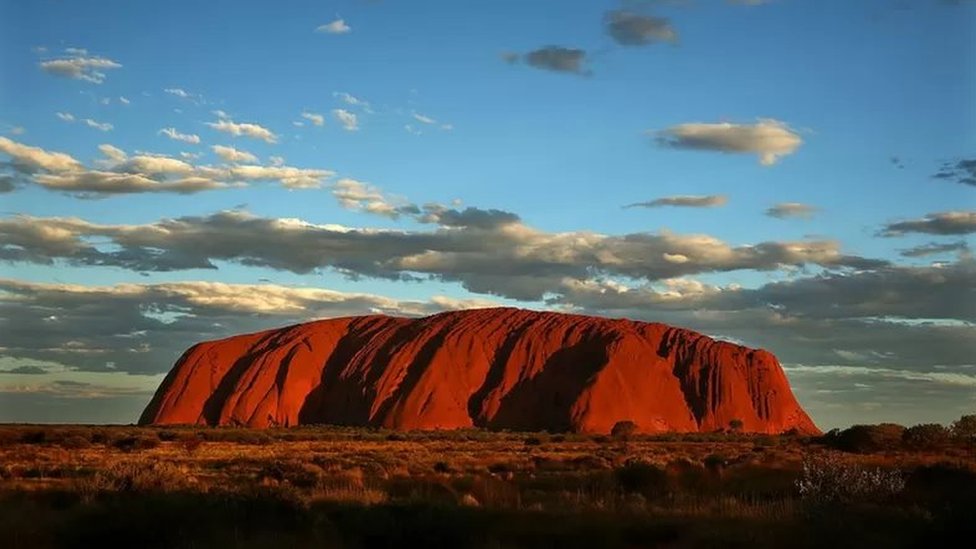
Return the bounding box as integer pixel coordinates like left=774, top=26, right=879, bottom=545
left=0, top=423, right=973, bottom=548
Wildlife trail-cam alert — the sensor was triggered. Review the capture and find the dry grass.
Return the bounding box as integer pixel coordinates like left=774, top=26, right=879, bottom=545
left=0, top=425, right=973, bottom=548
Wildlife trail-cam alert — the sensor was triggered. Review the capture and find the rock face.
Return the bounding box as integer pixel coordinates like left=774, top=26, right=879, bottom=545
left=139, top=308, right=820, bottom=434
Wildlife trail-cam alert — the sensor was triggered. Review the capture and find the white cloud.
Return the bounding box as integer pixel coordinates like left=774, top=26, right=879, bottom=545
left=119, top=96, right=130, bottom=105
left=206, top=118, right=278, bottom=143
left=83, top=119, right=113, bottom=132
left=301, top=111, right=325, bottom=126
left=333, top=92, right=371, bottom=111
left=163, top=88, right=202, bottom=103
left=158, top=128, right=201, bottom=144
left=655, top=119, right=803, bottom=166
left=56, top=112, right=112, bottom=131
left=412, top=112, right=437, bottom=125
left=97, top=144, right=127, bottom=164
left=212, top=145, right=257, bottom=164
left=316, top=18, right=351, bottom=34
left=332, top=109, right=359, bottom=131
left=39, top=50, right=122, bottom=83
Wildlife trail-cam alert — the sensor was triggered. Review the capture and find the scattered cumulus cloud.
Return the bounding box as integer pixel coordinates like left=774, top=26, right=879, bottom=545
left=766, top=202, right=818, bottom=219
left=0, top=136, right=82, bottom=173
left=206, top=117, right=278, bottom=143
left=410, top=112, right=451, bottom=131
left=83, top=119, right=113, bottom=132
left=56, top=113, right=112, bottom=131
left=625, top=195, right=728, bottom=209
left=522, top=46, right=589, bottom=75
left=880, top=211, right=976, bottom=236
left=316, top=18, right=351, bottom=34
left=655, top=119, right=803, bottom=165
left=332, top=109, right=359, bottom=131
left=158, top=128, right=201, bottom=144
left=0, top=137, right=331, bottom=196
left=212, top=145, right=257, bottom=164
left=899, top=241, right=969, bottom=258
left=332, top=178, right=419, bottom=219
left=333, top=92, right=371, bottom=111
left=38, top=49, right=121, bottom=83
left=605, top=11, right=678, bottom=45
left=934, top=158, right=976, bottom=186
left=301, top=111, right=325, bottom=126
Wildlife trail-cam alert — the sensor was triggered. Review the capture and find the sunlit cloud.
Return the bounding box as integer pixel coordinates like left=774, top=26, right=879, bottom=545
left=159, top=127, right=201, bottom=144
left=206, top=117, right=278, bottom=143
left=39, top=48, right=121, bottom=83
left=655, top=119, right=803, bottom=165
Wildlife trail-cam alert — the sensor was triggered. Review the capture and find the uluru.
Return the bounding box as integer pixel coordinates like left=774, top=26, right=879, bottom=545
left=139, top=308, right=820, bottom=435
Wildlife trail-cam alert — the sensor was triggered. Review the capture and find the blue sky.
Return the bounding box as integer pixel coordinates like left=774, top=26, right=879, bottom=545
left=0, top=0, right=973, bottom=428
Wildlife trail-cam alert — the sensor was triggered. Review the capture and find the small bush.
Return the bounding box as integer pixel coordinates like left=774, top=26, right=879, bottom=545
left=610, top=420, right=638, bottom=438
left=615, top=460, right=668, bottom=498
left=523, top=436, right=544, bottom=447
left=823, top=423, right=906, bottom=453
left=433, top=461, right=452, bottom=474
left=796, top=455, right=904, bottom=504
left=113, top=435, right=161, bottom=452
left=703, top=454, right=727, bottom=475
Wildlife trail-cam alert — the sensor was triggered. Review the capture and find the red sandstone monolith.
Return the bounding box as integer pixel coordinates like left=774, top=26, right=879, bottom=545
left=139, top=308, right=820, bottom=434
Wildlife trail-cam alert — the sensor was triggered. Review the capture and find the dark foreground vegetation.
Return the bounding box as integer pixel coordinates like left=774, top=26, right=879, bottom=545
left=0, top=416, right=973, bottom=548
